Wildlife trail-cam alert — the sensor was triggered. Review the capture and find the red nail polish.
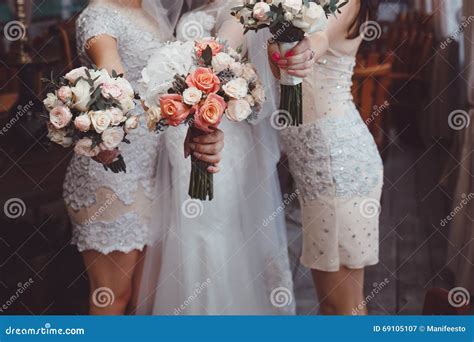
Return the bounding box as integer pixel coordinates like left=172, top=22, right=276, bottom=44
left=272, top=52, right=281, bottom=61
left=285, top=50, right=294, bottom=58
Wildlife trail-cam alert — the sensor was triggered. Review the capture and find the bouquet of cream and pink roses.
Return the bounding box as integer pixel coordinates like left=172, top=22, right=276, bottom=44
left=232, top=0, right=347, bottom=126
left=43, top=67, right=139, bottom=173
left=141, top=38, right=265, bottom=200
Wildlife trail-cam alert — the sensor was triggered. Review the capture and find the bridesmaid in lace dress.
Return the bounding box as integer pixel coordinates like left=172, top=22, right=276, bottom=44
left=63, top=0, right=224, bottom=315
left=269, top=0, right=382, bottom=315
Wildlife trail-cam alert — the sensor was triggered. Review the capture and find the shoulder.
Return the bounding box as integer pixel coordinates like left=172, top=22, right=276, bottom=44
left=76, top=4, right=124, bottom=30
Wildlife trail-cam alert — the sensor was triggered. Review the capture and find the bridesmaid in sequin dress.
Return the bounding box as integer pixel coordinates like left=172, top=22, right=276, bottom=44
left=269, top=0, right=382, bottom=315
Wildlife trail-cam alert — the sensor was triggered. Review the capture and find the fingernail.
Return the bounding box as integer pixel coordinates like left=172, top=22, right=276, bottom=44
left=272, top=52, right=281, bottom=61
left=193, top=152, right=201, bottom=158
left=188, top=143, right=195, bottom=150
left=285, top=50, right=294, bottom=58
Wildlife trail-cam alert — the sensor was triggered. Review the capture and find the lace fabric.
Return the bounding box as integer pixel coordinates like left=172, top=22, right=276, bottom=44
left=63, top=3, right=163, bottom=254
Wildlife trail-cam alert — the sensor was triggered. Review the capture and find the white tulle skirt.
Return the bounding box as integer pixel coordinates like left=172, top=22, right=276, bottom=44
left=135, top=119, right=295, bottom=315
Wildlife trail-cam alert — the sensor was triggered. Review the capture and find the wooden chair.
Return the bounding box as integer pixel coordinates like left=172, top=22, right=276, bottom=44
left=352, top=51, right=394, bottom=151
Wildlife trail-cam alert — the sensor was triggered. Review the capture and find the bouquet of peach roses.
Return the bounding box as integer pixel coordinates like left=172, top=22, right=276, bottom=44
left=43, top=67, right=139, bottom=173
left=141, top=38, right=265, bottom=200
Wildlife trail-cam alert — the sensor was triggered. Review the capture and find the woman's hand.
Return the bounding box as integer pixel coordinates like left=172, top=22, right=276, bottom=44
left=268, top=37, right=316, bottom=79
left=184, top=129, right=224, bottom=174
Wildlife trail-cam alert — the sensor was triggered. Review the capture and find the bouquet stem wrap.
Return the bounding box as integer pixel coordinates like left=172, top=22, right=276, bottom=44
left=188, top=127, right=213, bottom=201
left=278, top=41, right=303, bottom=126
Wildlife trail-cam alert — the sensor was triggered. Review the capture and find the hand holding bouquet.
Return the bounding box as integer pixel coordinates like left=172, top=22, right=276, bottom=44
left=141, top=38, right=265, bottom=200
left=43, top=67, right=139, bottom=173
left=232, top=0, right=347, bottom=126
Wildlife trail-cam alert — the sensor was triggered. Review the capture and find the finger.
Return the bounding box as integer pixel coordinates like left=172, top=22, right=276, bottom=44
left=289, top=38, right=311, bottom=55
left=268, top=42, right=281, bottom=62
left=207, top=165, right=221, bottom=174
left=286, top=49, right=312, bottom=65
left=287, top=69, right=311, bottom=78
left=184, top=129, right=192, bottom=158
left=190, top=141, right=223, bottom=155
left=192, top=129, right=223, bottom=144
left=193, top=152, right=221, bottom=164
left=286, top=60, right=314, bottom=71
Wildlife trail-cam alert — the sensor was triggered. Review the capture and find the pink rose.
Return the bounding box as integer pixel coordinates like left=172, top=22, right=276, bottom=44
left=49, top=106, right=72, bottom=129
left=186, top=67, right=221, bottom=94
left=74, top=138, right=100, bottom=157
left=195, top=38, right=223, bottom=57
left=74, top=114, right=91, bottom=132
left=159, top=94, right=191, bottom=126
left=57, top=86, right=73, bottom=103
left=194, top=93, right=226, bottom=133
left=101, top=82, right=123, bottom=99
left=101, top=127, right=125, bottom=150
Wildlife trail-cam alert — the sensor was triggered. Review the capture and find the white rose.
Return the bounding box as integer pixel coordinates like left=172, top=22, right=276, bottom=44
left=223, top=78, right=249, bottom=100
left=230, top=62, right=243, bottom=77
left=245, top=94, right=255, bottom=107
left=74, top=114, right=91, bottom=132
left=293, top=3, right=327, bottom=33
left=90, top=110, right=112, bottom=133
left=71, top=79, right=92, bottom=112
left=49, top=106, right=72, bottom=129
left=241, top=64, right=258, bottom=82
left=251, top=83, right=266, bottom=104
left=43, top=93, right=61, bottom=111
left=108, top=108, right=125, bottom=126
left=226, top=99, right=252, bottom=122
left=120, top=98, right=135, bottom=113
left=253, top=2, right=271, bottom=21
left=124, top=116, right=140, bottom=133
left=47, top=124, right=72, bottom=148
left=282, top=0, right=303, bottom=14
left=284, top=12, right=294, bottom=21
left=74, top=138, right=100, bottom=157
left=90, top=69, right=112, bottom=88
left=183, top=87, right=203, bottom=106
left=64, top=66, right=88, bottom=83
left=101, top=127, right=125, bottom=150
left=212, top=52, right=235, bottom=73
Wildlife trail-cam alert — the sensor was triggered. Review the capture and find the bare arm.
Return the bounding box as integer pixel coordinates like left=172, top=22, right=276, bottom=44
left=85, top=34, right=125, bottom=75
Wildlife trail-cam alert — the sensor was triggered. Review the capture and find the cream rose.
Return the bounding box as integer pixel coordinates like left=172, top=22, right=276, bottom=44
left=124, top=116, right=139, bottom=133
left=230, top=62, right=243, bottom=77
left=223, top=78, right=248, bottom=99
left=90, top=110, right=112, bottom=133
left=212, top=52, right=235, bottom=73
left=71, top=79, right=92, bottom=112
left=241, top=64, right=258, bottom=82
left=108, top=108, right=125, bottom=126
left=74, top=138, right=100, bottom=157
left=253, top=2, right=271, bottom=21
left=74, top=114, right=92, bottom=132
left=49, top=106, right=72, bottom=129
left=282, top=0, right=303, bottom=14
left=113, top=77, right=134, bottom=99
left=226, top=99, right=252, bottom=122
left=43, top=93, right=61, bottom=111
left=120, top=98, right=135, bottom=113
left=182, top=87, right=203, bottom=106
left=293, top=2, right=327, bottom=33
left=251, top=83, right=266, bottom=105
left=47, top=125, right=73, bottom=148
left=64, top=66, right=88, bottom=83
left=101, top=127, right=125, bottom=150
left=146, top=106, right=162, bottom=131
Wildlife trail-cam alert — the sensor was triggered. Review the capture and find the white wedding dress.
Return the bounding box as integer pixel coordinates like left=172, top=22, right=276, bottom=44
left=136, top=1, right=295, bottom=315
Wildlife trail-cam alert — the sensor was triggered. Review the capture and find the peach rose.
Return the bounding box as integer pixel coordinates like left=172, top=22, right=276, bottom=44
left=57, top=86, right=73, bottom=103
left=194, top=93, right=226, bottom=133
left=195, top=38, right=223, bottom=57
left=159, top=94, right=191, bottom=126
left=186, top=67, right=221, bottom=94
left=49, top=106, right=72, bottom=129
left=74, top=114, right=91, bottom=132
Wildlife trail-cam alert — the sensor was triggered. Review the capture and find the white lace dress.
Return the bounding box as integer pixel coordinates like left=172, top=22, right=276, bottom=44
left=63, top=4, right=163, bottom=254
left=281, top=49, right=384, bottom=272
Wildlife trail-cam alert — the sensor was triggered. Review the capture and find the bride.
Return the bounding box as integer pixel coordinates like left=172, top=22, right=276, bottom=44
left=135, top=0, right=299, bottom=315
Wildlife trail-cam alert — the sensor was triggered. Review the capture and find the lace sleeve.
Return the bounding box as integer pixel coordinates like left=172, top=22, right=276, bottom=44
left=76, top=5, right=123, bottom=61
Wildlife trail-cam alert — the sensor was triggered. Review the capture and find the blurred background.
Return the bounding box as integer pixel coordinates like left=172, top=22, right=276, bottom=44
left=0, top=0, right=472, bottom=315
